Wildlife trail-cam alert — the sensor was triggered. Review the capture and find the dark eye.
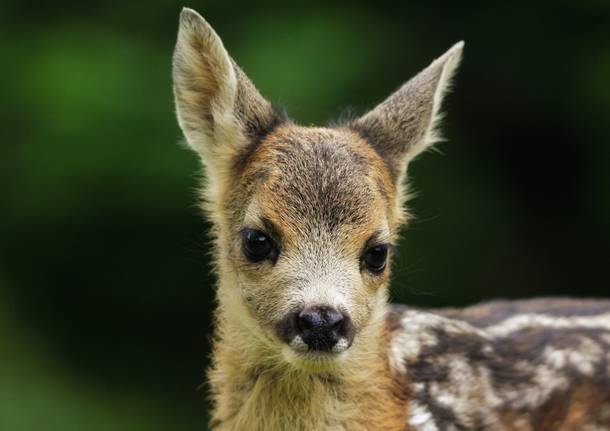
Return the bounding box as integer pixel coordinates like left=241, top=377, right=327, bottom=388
left=242, top=229, right=276, bottom=263
left=362, top=245, right=388, bottom=274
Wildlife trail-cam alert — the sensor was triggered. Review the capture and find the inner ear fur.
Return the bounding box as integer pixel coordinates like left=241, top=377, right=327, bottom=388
left=172, top=8, right=282, bottom=167
left=351, top=42, right=464, bottom=181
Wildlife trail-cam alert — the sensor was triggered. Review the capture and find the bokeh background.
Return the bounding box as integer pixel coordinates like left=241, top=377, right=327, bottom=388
left=2, top=1, right=609, bottom=429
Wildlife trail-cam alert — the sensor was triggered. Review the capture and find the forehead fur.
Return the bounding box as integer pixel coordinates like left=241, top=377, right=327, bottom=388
left=231, top=125, right=397, bottom=241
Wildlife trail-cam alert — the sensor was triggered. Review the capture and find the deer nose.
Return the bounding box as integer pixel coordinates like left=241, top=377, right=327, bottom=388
left=298, top=306, right=343, bottom=331
left=295, top=305, right=353, bottom=352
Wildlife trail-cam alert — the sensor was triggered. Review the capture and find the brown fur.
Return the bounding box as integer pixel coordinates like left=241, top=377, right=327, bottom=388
left=208, top=313, right=408, bottom=430
left=389, top=301, right=610, bottom=430
left=497, top=384, right=610, bottom=430
left=172, top=8, right=610, bottom=430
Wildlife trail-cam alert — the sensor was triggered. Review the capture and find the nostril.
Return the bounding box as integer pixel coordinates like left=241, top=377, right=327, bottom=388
left=324, top=309, right=344, bottom=330
left=297, top=306, right=344, bottom=332
left=297, top=309, right=323, bottom=331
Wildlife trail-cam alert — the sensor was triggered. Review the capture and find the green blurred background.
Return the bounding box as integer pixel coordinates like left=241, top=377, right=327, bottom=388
left=2, top=1, right=609, bottom=429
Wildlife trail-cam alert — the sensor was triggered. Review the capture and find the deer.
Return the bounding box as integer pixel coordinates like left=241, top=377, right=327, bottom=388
left=172, top=8, right=610, bottom=430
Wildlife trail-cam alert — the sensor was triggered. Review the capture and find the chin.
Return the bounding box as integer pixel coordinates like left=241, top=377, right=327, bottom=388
left=281, top=345, right=348, bottom=373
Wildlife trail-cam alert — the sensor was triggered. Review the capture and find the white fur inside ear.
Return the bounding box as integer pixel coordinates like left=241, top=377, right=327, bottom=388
left=173, top=8, right=239, bottom=158
left=177, top=8, right=237, bottom=94
left=352, top=40, right=465, bottom=173
left=434, top=42, right=464, bottom=107
left=423, top=41, right=464, bottom=155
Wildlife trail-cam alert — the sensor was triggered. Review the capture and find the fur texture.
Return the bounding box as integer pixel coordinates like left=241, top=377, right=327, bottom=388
left=172, top=8, right=610, bottom=430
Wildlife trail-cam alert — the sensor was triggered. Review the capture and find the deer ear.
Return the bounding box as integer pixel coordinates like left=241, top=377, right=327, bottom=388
left=352, top=42, right=464, bottom=181
left=172, top=8, right=280, bottom=168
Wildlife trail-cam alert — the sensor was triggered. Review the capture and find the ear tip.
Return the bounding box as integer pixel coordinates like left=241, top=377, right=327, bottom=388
left=431, top=40, right=464, bottom=72
left=447, top=41, right=465, bottom=59
left=179, top=7, right=211, bottom=33
left=180, top=7, right=201, bottom=22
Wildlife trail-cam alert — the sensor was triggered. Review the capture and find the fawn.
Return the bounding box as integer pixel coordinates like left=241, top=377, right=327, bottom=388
left=172, top=8, right=610, bottom=430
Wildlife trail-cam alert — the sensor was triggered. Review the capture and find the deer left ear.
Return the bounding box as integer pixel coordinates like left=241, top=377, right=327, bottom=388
left=351, top=42, right=464, bottom=181
left=172, top=8, right=280, bottom=169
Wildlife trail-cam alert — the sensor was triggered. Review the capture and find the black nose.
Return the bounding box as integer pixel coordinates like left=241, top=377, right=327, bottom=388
left=298, top=306, right=343, bottom=331
left=295, top=305, right=353, bottom=352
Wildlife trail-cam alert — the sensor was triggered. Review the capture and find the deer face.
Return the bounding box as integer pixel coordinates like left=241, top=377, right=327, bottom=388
left=226, top=125, right=396, bottom=369
left=172, top=8, right=462, bottom=371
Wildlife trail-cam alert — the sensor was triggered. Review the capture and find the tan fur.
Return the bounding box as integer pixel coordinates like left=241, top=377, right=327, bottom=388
left=208, top=311, right=407, bottom=430
left=497, top=384, right=610, bottom=430
left=206, top=123, right=405, bottom=429
left=171, top=8, right=610, bottom=431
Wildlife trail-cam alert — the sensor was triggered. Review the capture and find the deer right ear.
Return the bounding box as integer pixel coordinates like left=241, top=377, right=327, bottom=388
left=172, top=8, right=280, bottom=170
left=351, top=42, right=464, bottom=182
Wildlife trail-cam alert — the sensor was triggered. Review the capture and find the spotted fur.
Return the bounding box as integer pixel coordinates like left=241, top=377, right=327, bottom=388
left=388, top=300, right=610, bottom=430
left=172, top=8, right=610, bottom=430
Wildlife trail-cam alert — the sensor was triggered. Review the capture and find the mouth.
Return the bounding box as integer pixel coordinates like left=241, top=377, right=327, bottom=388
left=281, top=336, right=350, bottom=372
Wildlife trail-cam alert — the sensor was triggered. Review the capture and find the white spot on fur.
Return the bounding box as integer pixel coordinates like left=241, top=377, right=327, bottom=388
left=518, top=361, right=569, bottom=408
left=289, top=335, right=308, bottom=352
left=544, top=337, right=603, bottom=376
left=424, top=355, right=501, bottom=429
left=389, top=310, right=487, bottom=375
left=485, top=313, right=610, bottom=337
left=408, top=402, right=438, bottom=430
left=332, top=338, right=349, bottom=353
left=390, top=307, right=610, bottom=427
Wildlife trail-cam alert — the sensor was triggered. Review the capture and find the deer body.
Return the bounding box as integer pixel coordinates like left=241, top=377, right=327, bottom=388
left=172, top=8, right=610, bottom=430
left=208, top=298, right=610, bottom=431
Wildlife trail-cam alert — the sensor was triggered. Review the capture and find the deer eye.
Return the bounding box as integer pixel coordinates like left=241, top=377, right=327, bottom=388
left=362, top=245, right=388, bottom=274
left=241, top=229, right=277, bottom=263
